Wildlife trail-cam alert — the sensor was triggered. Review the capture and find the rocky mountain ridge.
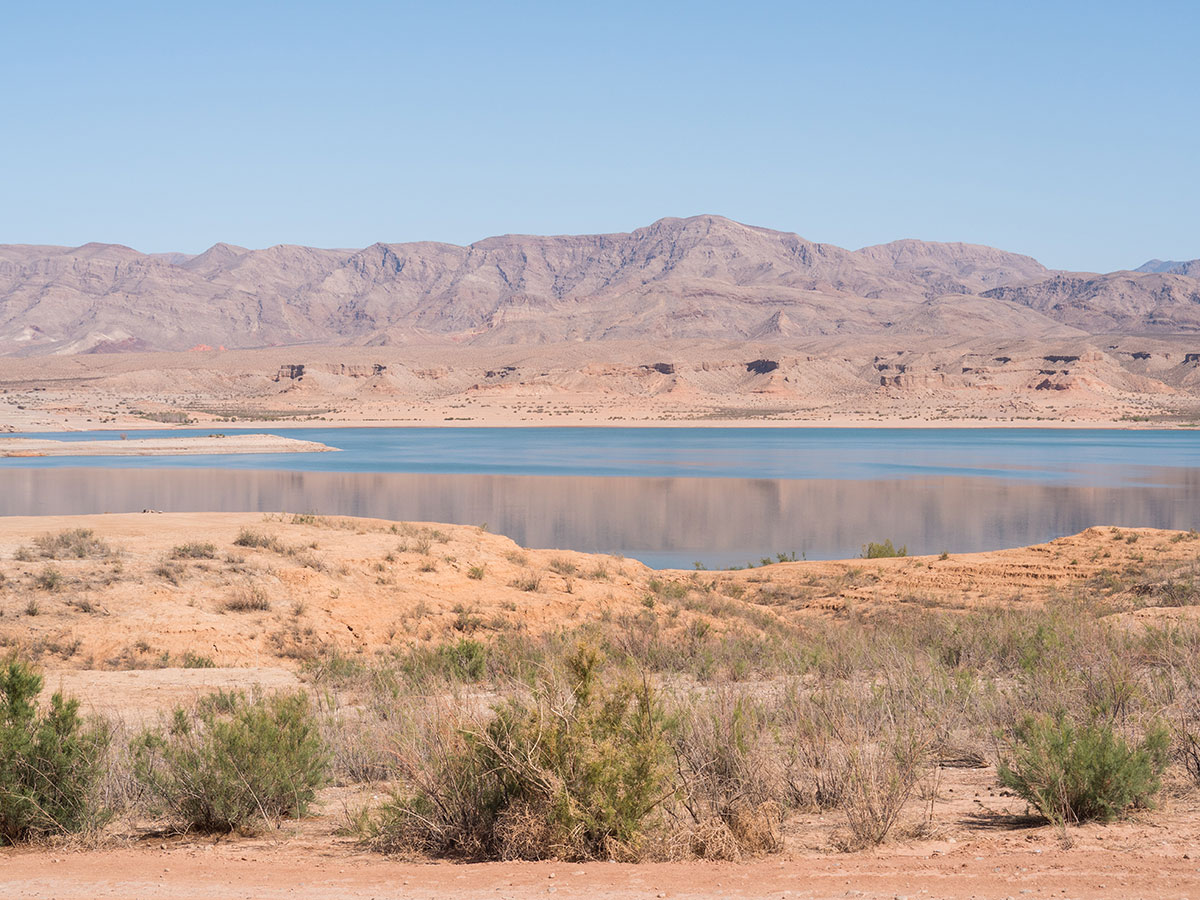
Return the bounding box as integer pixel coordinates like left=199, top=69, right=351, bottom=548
left=1, top=215, right=1196, bottom=356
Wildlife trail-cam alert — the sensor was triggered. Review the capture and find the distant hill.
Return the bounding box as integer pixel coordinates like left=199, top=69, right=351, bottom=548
left=1, top=215, right=1198, bottom=356
left=1136, top=258, right=1200, bottom=277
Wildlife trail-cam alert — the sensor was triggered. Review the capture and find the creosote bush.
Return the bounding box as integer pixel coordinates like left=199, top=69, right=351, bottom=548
left=133, top=690, right=328, bottom=833
left=998, top=715, right=1168, bottom=825
left=0, top=657, right=109, bottom=843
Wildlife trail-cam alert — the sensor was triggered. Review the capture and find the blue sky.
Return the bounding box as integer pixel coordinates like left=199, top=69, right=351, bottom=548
left=1, top=1, right=1196, bottom=271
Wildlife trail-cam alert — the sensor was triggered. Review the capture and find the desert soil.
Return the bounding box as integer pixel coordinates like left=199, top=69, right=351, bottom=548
left=3, top=832, right=1200, bottom=900
left=2, top=337, right=1199, bottom=433
left=2, top=514, right=1199, bottom=898
left=0, top=433, right=335, bottom=456
left=0, top=513, right=1192, bottom=671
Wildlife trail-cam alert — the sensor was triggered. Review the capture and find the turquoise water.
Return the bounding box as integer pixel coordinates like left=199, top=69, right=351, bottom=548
left=7, top=427, right=1200, bottom=485
left=2, top=428, right=1198, bottom=567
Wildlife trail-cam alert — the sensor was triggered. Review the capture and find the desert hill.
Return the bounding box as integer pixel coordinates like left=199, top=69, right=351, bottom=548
left=2, top=512, right=1193, bottom=672
left=4, top=215, right=1199, bottom=356
left=4, top=332, right=1200, bottom=431
left=1136, top=258, right=1200, bottom=277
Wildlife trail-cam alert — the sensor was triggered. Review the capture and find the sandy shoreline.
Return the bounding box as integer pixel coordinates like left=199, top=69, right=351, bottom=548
left=2, top=414, right=1185, bottom=433
left=0, top=433, right=337, bottom=456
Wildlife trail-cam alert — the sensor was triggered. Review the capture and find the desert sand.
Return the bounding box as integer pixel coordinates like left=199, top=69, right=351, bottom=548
left=3, top=839, right=1200, bottom=899
left=0, top=433, right=335, bottom=456
left=2, top=514, right=1200, bottom=898
left=0, top=512, right=1188, bottom=670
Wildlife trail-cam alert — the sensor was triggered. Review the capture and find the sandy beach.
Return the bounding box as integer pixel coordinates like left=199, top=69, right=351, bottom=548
left=0, top=433, right=336, bottom=456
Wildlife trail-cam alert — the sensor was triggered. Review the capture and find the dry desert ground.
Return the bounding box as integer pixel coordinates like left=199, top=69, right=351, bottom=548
left=1, top=513, right=1199, bottom=897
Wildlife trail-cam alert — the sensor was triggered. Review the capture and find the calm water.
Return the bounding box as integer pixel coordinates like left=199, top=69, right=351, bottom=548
left=2, top=428, right=1198, bottom=567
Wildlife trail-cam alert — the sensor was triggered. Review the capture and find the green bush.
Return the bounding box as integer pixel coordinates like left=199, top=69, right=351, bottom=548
left=861, top=540, right=907, bottom=559
left=998, top=715, right=1168, bottom=824
left=437, top=639, right=488, bottom=682
left=133, top=690, right=328, bottom=833
left=374, top=644, right=671, bottom=860
left=0, top=657, right=108, bottom=843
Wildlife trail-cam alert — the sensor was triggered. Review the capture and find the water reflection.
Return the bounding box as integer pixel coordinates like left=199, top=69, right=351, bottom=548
left=2, top=467, right=1198, bottom=568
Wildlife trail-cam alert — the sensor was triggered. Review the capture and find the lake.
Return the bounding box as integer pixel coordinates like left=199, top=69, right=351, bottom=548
left=2, top=427, right=1198, bottom=568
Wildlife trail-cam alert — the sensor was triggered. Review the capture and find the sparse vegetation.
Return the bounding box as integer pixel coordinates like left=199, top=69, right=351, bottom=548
left=34, top=566, right=64, bottom=591
left=222, top=583, right=270, bottom=612
left=509, top=571, right=542, bottom=592
left=132, top=690, right=327, bottom=833
left=8, top=516, right=1200, bottom=863
left=999, top=715, right=1168, bottom=824
left=0, top=657, right=109, bottom=843
left=368, top=645, right=670, bottom=860
left=861, top=539, right=907, bottom=559
left=181, top=652, right=217, bottom=669
left=233, top=529, right=285, bottom=552
left=549, top=557, right=578, bottom=576
left=153, top=560, right=185, bottom=585
left=33, top=528, right=113, bottom=559
left=172, top=542, right=217, bottom=559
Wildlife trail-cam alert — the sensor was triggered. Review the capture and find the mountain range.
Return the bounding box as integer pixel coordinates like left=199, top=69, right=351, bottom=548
left=1, top=215, right=1197, bottom=356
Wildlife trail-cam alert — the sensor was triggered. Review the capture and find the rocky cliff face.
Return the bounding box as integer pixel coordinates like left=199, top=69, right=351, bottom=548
left=0, top=216, right=1196, bottom=356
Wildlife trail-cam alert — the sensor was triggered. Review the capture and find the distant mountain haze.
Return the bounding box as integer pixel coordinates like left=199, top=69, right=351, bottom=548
left=1, top=215, right=1197, bottom=356
left=1135, top=259, right=1200, bottom=278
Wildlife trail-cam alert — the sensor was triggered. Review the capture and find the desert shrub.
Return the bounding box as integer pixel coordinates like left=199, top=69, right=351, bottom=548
left=317, top=697, right=394, bottom=785
left=394, top=639, right=490, bottom=687
left=180, top=651, right=216, bottom=669
left=34, top=566, right=64, bottom=591
left=33, top=528, right=112, bottom=559
left=509, top=572, right=542, bottom=592
left=232, top=529, right=284, bottom=552
left=548, top=558, right=578, bottom=576
left=437, top=639, right=488, bottom=682
left=647, top=578, right=688, bottom=600
left=171, top=542, right=217, bottom=560
left=0, top=657, right=109, bottom=843
left=133, top=690, right=328, bottom=833
left=669, top=689, right=784, bottom=858
left=1172, top=699, right=1200, bottom=786
left=861, top=539, right=907, bottom=559
left=1132, top=568, right=1200, bottom=608
left=467, top=565, right=486, bottom=580
left=372, top=644, right=671, bottom=860
left=781, top=674, right=936, bottom=849
left=222, top=583, right=270, bottom=612
left=837, top=725, right=927, bottom=848
left=153, top=561, right=185, bottom=585
left=998, top=715, right=1168, bottom=825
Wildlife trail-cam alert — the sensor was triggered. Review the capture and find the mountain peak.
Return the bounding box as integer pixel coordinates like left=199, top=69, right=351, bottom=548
left=180, top=242, right=249, bottom=272
left=1136, top=258, right=1200, bottom=276
left=2, top=220, right=1199, bottom=355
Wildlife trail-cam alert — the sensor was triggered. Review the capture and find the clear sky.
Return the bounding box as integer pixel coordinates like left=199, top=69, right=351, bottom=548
left=1, top=1, right=1196, bottom=271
